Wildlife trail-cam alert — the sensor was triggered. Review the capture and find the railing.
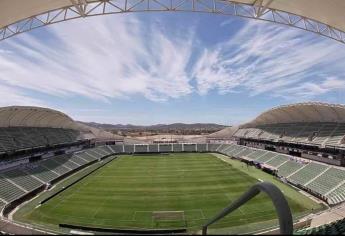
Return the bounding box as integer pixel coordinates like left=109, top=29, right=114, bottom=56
left=202, top=182, right=293, bottom=235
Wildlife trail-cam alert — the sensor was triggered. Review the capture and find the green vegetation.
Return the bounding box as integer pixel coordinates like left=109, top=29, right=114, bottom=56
left=16, top=153, right=322, bottom=233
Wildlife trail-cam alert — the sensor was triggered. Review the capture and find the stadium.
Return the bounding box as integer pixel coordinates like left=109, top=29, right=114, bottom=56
left=1, top=0, right=345, bottom=235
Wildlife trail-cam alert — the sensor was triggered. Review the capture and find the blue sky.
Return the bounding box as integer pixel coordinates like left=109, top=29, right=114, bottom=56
left=1, top=13, right=345, bottom=125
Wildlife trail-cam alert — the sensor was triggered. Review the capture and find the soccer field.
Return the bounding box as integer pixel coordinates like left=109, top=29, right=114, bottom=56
left=23, top=153, right=310, bottom=232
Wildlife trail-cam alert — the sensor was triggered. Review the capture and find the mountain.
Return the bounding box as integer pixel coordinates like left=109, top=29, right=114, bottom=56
left=78, top=122, right=228, bottom=131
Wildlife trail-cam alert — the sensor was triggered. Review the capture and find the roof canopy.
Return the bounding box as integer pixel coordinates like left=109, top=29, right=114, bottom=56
left=0, top=0, right=345, bottom=43
left=207, top=126, right=238, bottom=139
left=0, top=106, right=78, bottom=129
left=242, top=102, right=345, bottom=127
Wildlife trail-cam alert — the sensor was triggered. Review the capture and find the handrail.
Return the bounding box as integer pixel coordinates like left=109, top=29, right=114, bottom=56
left=202, top=182, right=293, bottom=235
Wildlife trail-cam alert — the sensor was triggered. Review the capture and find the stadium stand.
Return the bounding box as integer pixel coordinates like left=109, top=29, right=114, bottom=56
left=0, top=177, right=26, bottom=202
left=199, top=142, right=345, bottom=205
left=265, top=154, right=289, bottom=168
left=306, top=167, right=345, bottom=196
left=295, top=218, right=345, bottom=235
left=326, top=182, right=345, bottom=205
left=0, top=146, right=112, bottom=207
left=208, top=144, right=221, bottom=152
left=0, top=127, right=79, bottom=154
left=2, top=169, right=42, bottom=192
left=288, top=163, right=329, bottom=186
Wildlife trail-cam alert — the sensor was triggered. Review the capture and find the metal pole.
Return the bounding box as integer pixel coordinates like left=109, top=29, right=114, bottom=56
left=202, top=182, right=293, bottom=235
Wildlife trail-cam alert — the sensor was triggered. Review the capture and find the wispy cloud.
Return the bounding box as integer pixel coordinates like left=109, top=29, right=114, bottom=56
left=1, top=15, right=345, bottom=110
left=192, top=20, right=345, bottom=99
left=0, top=83, right=46, bottom=107
left=0, top=16, right=194, bottom=103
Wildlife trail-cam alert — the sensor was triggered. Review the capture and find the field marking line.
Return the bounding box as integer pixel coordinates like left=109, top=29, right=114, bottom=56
left=199, top=209, right=206, bottom=220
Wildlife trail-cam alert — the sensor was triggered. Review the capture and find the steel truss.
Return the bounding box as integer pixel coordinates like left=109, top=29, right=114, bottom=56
left=0, top=0, right=345, bottom=44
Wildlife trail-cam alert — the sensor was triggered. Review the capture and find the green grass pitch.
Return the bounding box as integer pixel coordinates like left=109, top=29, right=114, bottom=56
left=23, top=153, right=310, bottom=232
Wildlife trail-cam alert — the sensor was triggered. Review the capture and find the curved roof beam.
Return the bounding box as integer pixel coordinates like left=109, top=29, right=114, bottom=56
left=0, top=0, right=345, bottom=44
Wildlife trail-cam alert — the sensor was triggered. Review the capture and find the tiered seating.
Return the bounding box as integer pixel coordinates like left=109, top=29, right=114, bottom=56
left=293, top=123, right=318, bottom=143
left=232, top=146, right=248, bottom=158
left=244, top=149, right=266, bottom=160
left=97, top=146, right=112, bottom=155
left=207, top=144, right=221, bottom=152
left=265, top=154, right=289, bottom=167
left=295, top=218, right=345, bottom=235
left=234, top=147, right=254, bottom=158
left=86, top=149, right=103, bottom=159
left=280, top=123, right=307, bottom=142
left=306, top=167, right=345, bottom=195
left=288, top=162, right=328, bottom=185
left=52, top=155, right=79, bottom=170
left=0, top=177, right=26, bottom=202
left=76, top=152, right=97, bottom=162
left=234, top=122, right=345, bottom=148
left=254, top=152, right=276, bottom=163
left=2, top=169, right=42, bottom=191
left=0, top=127, right=79, bottom=153
left=217, top=144, right=231, bottom=153
left=226, top=145, right=245, bottom=156
left=24, top=165, right=59, bottom=182
left=40, top=159, right=70, bottom=176
left=0, top=200, right=5, bottom=211
left=277, top=161, right=303, bottom=177
left=0, top=146, right=112, bottom=206
left=327, top=182, right=345, bottom=204
left=70, top=155, right=88, bottom=165
left=326, top=124, right=345, bottom=146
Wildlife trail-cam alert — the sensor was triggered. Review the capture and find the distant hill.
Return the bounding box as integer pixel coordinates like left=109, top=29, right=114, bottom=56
left=78, top=122, right=228, bottom=131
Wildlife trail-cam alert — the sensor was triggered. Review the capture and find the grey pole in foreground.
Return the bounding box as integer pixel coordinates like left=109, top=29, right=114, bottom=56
left=202, top=182, right=293, bottom=235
